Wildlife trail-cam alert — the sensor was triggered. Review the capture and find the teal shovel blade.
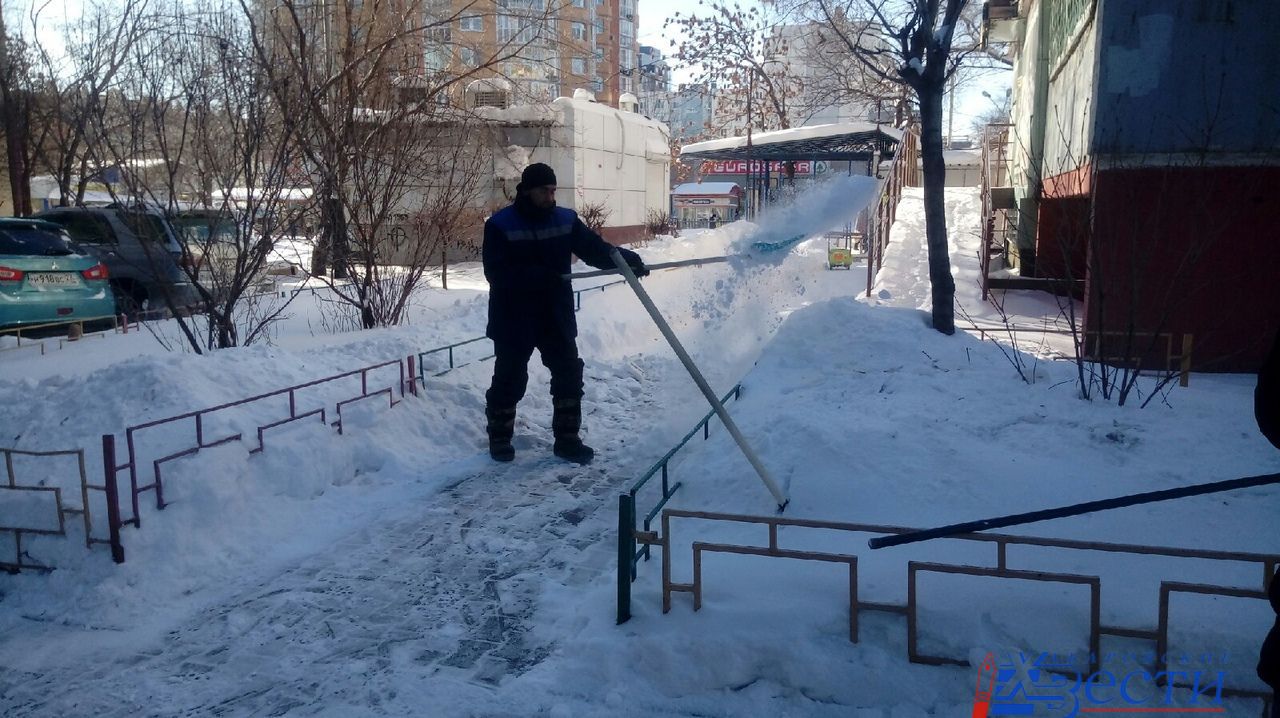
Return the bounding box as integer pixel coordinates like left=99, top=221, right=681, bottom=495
left=750, top=233, right=807, bottom=253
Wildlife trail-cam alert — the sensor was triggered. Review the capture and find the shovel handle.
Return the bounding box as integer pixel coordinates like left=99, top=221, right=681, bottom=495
left=564, top=255, right=728, bottom=280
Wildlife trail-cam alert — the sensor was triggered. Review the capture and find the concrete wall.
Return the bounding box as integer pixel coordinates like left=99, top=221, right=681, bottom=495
left=1042, top=14, right=1097, bottom=182
left=535, top=96, right=671, bottom=241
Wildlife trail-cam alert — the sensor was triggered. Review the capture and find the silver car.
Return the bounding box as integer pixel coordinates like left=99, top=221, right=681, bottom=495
left=34, top=205, right=201, bottom=315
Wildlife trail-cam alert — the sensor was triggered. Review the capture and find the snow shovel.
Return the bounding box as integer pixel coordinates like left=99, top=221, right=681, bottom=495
left=562, top=234, right=807, bottom=281
left=606, top=247, right=789, bottom=511
left=566, top=255, right=729, bottom=280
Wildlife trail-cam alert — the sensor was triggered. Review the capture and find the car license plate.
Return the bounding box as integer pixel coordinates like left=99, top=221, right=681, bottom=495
left=26, top=272, right=80, bottom=287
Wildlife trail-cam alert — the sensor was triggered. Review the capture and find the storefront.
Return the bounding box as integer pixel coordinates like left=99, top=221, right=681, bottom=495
left=671, top=182, right=743, bottom=228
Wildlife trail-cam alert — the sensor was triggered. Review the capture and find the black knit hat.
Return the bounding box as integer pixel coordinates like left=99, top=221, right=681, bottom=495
left=518, top=163, right=557, bottom=191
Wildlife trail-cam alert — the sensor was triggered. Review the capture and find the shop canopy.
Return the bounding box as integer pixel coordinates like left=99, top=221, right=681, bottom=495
left=680, top=122, right=901, bottom=163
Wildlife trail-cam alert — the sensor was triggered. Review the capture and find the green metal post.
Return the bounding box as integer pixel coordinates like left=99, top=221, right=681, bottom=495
left=617, top=493, right=636, bottom=624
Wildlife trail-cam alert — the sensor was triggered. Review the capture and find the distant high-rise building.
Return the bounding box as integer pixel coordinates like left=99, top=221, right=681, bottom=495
left=668, top=84, right=716, bottom=141
left=636, top=45, right=673, bottom=122
left=764, top=22, right=874, bottom=127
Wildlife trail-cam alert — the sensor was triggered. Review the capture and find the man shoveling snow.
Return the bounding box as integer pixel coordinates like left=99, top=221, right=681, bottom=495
left=482, top=163, right=649, bottom=464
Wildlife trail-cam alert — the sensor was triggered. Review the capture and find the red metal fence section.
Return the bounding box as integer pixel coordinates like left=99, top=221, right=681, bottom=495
left=648, top=509, right=1279, bottom=702
left=78, top=353, right=414, bottom=565
left=115, top=359, right=408, bottom=522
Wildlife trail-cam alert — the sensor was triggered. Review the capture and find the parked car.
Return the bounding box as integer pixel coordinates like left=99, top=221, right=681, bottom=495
left=0, top=218, right=116, bottom=329
left=33, top=205, right=201, bottom=314
left=171, top=209, right=302, bottom=291
left=170, top=209, right=241, bottom=290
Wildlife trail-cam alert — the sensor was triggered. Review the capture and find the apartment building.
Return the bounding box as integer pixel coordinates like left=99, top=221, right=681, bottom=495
left=635, top=44, right=672, bottom=116
left=265, top=0, right=640, bottom=108
left=762, top=22, right=873, bottom=128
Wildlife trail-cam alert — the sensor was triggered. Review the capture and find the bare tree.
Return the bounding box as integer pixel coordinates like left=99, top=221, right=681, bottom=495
left=327, top=112, right=492, bottom=328
left=0, top=15, right=37, bottom=214
left=801, top=0, right=971, bottom=334
left=665, top=2, right=798, bottom=135
left=85, top=0, right=313, bottom=352
left=255, top=0, right=548, bottom=328
left=25, top=0, right=153, bottom=206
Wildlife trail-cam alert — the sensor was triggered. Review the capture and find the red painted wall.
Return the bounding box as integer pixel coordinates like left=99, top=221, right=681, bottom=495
left=1035, top=196, right=1090, bottom=282
left=1084, top=165, right=1280, bottom=372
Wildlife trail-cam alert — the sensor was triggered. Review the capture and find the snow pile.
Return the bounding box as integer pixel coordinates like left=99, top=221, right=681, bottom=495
left=725, top=174, right=882, bottom=261
left=1, top=184, right=1277, bottom=716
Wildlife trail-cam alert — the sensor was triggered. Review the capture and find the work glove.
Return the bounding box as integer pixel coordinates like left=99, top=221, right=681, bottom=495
left=627, top=256, right=650, bottom=278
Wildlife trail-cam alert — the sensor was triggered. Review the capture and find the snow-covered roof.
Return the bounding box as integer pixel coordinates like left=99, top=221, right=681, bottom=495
left=942, top=149, right=981, bottom=166
left=672, top=182, right=740, bottom=195
left=222, top=187, right=314, bottom=202
left=681, top=122, right=902, bottom=162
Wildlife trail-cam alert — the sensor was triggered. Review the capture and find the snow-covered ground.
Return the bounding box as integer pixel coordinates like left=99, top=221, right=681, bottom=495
left=1, top=185, right=1277, bottom=717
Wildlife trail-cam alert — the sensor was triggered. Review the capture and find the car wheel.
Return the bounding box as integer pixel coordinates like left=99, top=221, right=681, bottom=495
left=112, top=283, right=149, bottom=317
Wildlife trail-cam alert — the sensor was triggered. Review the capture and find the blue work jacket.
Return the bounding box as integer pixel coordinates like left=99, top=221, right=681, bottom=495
left=483, top=201, right=639, bottom=344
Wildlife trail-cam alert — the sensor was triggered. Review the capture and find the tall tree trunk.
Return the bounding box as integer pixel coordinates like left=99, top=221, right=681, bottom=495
left=329, top=194, right=348, bottom=280
left=917, top=82, right=956, bottom=334
left=3, top=116, right=29, bottom=214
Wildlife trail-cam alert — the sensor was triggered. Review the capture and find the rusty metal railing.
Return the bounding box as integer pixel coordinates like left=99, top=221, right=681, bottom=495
left=0, top=447, right=117, bottom=571
left=615, top=383, right=744, bottom=624
left=640, top=508, right=1278, bottom=702
left=865, top=125, right=920, bottom=298
left=108, top=359, right=409, bottom=525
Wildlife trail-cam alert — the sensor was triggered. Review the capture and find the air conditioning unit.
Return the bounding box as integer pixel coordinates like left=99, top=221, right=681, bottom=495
left=466, top=78, right=512, bottom=109
left=983, top=0, right=1021, bottom=44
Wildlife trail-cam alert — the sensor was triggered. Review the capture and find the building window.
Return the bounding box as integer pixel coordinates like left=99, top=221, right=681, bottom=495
left=460, top=47, right=479, bottom=66
left=619, top=18, right=634, bottom=40
left=594, top=18, right=604, bottom=34
left=571, top=57, right=586, bottom=74
left=573, top=0, right=585, bottom=6
left=498, top=15, right=536, bottom=43
left=460, top=15, right=483, bottom=31
left=571, top=22, right=587, bottom=40
left=425, top=46, right=449, bottom=71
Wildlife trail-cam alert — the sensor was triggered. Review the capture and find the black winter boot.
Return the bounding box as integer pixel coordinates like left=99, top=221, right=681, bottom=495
left=551, top=397, right=594, bottom=464
left=486, top=406, right=516, bottom=462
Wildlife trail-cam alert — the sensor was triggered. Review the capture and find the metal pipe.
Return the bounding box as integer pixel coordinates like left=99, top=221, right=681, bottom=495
left=101, top=435, right=125, bottom=563
left=565, top=255, right=728, bottom=280
left=868, top=471, right=1280, bottom=550
left=617, top=493, right=636, bottom=624
left=609, top=249, right=788, bottom=510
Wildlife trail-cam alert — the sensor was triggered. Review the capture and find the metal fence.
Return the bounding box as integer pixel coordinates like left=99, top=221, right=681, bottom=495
left=6, top=266, right=647, bottom=571
left=2, top=356, right=418, bottom=570
left=0, top=448, right=94, bottom=572
left=632, top=508, right=1277, bottom=707
left=616, top=383, right=743, bottom=623
left=865, top=126, right=920, bottom=298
